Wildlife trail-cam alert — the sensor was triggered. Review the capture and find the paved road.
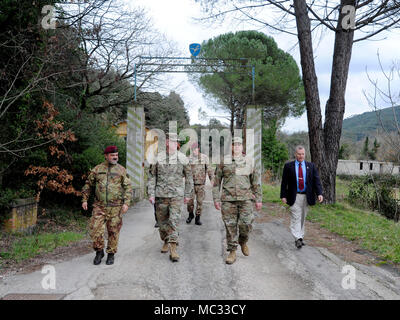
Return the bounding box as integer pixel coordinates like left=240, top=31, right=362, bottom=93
left=1, top=183, right=400, bottom=300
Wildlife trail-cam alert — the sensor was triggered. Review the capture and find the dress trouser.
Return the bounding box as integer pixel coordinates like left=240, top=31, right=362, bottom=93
left=289, top=194, right=309, bottom=240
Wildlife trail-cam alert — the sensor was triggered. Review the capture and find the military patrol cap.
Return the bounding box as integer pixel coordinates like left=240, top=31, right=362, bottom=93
left=190, top=142, right=199, bottom=150
left=104, top=145, right=118, bottom=154
left=232, top=137, right=243, bottom=144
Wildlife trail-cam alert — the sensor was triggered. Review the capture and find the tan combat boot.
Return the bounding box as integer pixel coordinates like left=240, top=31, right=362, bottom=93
left=240, top=243, right=249, bottom=256
left=169, top=243, right=179, bottom=262
left=161, top=241, right=169, bottom=253
left=225, top=250, right=236, bottom=264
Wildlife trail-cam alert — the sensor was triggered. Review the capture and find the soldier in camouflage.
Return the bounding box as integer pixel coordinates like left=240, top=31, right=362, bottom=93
left=186, top=142, right=214, bottom=226
left=213, top=137, right=262, bottom=264
left=147, top=133, right=193, bottom=262
left=82, top=145, right=132, bottom=265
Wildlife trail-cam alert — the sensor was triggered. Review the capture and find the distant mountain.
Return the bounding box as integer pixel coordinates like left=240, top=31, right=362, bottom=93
left=342, top=106, right=400, bottom=142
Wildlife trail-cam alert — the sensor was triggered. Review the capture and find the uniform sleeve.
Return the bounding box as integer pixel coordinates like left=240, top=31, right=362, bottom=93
left=250, top=165, right=262, bottom=203
left=212, top=165, right=223, bottom=202
left=81, top=169, right=96, bottom=202
left=122, top=170, right=133, bottom=206
left=147, top=164, right=156, bottom=198
left=183, top=164, right=194, bottom=198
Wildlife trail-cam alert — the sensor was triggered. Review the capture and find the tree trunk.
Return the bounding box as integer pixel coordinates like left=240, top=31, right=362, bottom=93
left=293, top=0, right=355, bottom=203
left=293, top=0, right=326, bottom=191
left=323, top=0, right=355, bottom=203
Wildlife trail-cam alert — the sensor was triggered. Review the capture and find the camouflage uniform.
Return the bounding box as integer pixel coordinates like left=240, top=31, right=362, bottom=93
left=82, top=161, right=132, bottom=254
left=212, top=154, right=261, bottom=251
left=187, top=153, right=214, bottom=216
left=147, top=151, right=193, bottom=243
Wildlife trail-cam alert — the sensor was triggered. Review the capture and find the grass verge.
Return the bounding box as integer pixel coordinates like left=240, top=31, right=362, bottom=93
left=0, top=232, right=84, bottom=263
left=0, top=207, right=89, bottom=268
left=263, top=179, right=400, bottom=264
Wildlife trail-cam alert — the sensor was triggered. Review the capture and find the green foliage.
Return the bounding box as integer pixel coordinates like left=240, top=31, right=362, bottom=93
left=140, top=91, right=190, bottom=132
left=342, top=106, right=400, bottom=142
left=0, top=188, right=36, bottom=215
left=348, top=175, right=400, bottom=221
left=189, top=30, right=305, bottom=126
left=338, top=143, right=351, bottom=160
left=262, top=119, right=289, bottom=178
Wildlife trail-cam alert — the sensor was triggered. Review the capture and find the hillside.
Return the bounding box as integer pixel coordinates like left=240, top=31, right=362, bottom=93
left=342, top=106, right=400, bottom=142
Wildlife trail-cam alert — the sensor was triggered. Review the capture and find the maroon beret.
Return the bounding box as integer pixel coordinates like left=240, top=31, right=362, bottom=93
left=104, top=145, right=118, bottom=154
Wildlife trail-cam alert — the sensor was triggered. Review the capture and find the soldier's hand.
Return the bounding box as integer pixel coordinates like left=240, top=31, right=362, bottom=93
left=255, top=202, right=262, bottom=211
left=149, top=197, right=155, bottom=205
left=281, top=198, right=287, bottom=204
left=184, top=197, right=191, bottom=204
left=121, top=204, right=129, bottom=214
left=82, top=202, right=88, bottom=211
left=318, top=195, right=323, bottom=203
left=214, top=202, right=221, bottom=210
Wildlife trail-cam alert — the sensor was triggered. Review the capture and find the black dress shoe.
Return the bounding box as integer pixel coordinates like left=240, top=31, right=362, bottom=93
left=106, top=253, right=114, bottom=265
left=300, top=238, right=305, bottom=246
left=93, top=249, right=104, bottom=265
left=154, top=221, right=159, bottom=228
left=195, top=215, right=202, bottom=225
left=186, top=212, right=194, bottom=224
left=295, top=239, right=303, bottom=249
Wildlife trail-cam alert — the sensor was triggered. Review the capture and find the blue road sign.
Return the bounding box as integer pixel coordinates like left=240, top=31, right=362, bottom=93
left=189, top=43, right=201, bottom=57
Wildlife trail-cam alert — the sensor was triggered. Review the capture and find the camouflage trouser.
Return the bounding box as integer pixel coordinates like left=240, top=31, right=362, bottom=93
left=221, top=200, right=254, bottom=251
left=187, top=184, right=205, bottom=216
left=89, top=205, right=123, bottom=254
left=155, top=197, right=182, bottom=243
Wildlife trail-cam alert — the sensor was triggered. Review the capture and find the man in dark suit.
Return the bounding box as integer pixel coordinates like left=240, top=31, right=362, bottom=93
left=280, top=146, right=323, bottom=249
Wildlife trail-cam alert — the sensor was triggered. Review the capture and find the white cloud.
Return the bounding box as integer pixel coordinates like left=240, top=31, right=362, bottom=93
left=128, top=0, right=400, bottom=131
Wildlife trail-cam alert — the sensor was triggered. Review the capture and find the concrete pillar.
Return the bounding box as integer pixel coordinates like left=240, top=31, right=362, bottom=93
left=127, top=106, right=145, bottom=200
left=246, top=105, right=262, bottom=186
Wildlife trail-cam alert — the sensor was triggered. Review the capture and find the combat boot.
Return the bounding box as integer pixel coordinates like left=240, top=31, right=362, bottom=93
left=161, top=241, right=169, bottom=253
left=195, top=215, right=202, bottom=225
left=225, top=250, right=236, bottom=264
left=106, top=253, right=114, bottom=265
left=169, top=243, right=179, bottom=262
left=93, top=249, right=104, bottom=265
left=240, top=242, right=249, bottom=256
left=186, top=212, right=194, bottom=224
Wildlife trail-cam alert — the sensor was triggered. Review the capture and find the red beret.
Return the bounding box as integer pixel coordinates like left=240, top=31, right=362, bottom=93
left=104, top=145, right=118, bottom=154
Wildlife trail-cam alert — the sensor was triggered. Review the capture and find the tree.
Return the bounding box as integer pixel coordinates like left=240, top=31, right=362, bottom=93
left=188, top=30, right=305, bottom=133
left=338, top=143, right=351, bottom=160
left=262, top=119, right=289, bottom=177
left=365, top=57, right=400, bottom=164
left=361, top=136, right=370, bottom=159
left=141, top=91, right=190, bottom=133
left=197, top=0, right=400, bottom=203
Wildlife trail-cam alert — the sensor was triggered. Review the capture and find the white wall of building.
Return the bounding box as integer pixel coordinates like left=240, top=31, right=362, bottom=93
left=337, top=160, right=400, bottom=176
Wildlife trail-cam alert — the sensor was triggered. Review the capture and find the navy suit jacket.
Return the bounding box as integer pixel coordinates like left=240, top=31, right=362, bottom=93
left=280, top=161, right=323, bottom=206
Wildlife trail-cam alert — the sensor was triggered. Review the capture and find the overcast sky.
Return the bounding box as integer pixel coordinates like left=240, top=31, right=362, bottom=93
left=131, top=0, right=400, bottom=133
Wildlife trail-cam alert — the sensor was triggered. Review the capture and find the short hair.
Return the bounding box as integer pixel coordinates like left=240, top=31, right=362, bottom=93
left=295, top=145, right=306, bottom=153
